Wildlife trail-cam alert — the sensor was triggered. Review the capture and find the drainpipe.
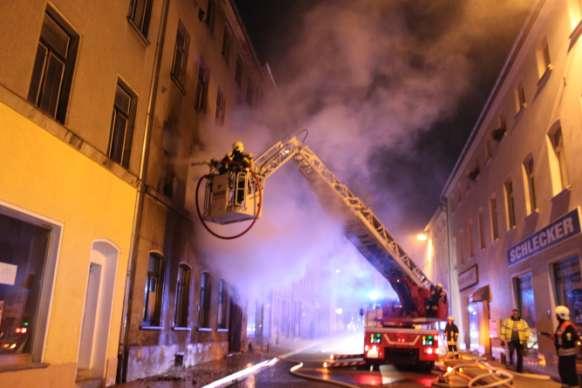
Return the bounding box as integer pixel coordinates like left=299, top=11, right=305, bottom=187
left=116, top=0, right=169, bottom=383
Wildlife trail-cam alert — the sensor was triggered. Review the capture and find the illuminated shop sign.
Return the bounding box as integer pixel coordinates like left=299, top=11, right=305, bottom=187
left=508, top=209, right=581, bottom=265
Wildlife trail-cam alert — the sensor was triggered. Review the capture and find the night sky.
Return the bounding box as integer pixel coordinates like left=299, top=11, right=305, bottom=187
left=234, top=0, right=529, bottom=233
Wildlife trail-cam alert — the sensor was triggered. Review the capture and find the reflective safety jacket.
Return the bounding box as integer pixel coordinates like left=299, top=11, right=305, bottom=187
left=445, top=323, right=459, bottom=344
left=555, top=320, right=580, bottom=357
left=500, top=318, right=530, bottom=344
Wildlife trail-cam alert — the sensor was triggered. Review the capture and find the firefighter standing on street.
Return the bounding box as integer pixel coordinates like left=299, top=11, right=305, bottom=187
left=554, top=305, right=580, bottom=387
left=500, top=308, right=530, bottom=373
left=444, top=316, right=459, bottom=356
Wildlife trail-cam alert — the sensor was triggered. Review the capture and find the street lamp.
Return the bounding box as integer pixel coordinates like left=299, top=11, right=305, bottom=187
left=416, top=232, right=428, bottom=242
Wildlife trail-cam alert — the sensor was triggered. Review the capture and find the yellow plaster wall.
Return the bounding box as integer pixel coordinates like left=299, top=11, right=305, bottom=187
left=0, top=101, right=136, bottom=369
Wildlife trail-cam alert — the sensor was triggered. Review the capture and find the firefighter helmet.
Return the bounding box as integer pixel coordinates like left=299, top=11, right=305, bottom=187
left=555, top=305, right=570, bottom=320
left=233, top=141, right=245, bottom=152
left=447, top=316, right=454, bottom=322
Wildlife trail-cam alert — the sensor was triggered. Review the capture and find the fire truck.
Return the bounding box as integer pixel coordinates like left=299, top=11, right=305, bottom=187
left=195, top=131, right=448, bottom=369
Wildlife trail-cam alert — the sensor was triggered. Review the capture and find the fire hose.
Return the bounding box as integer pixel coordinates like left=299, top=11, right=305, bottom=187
left=433, top=361, right=514, bottom=388
left=194, top=171, right=263, bottom=240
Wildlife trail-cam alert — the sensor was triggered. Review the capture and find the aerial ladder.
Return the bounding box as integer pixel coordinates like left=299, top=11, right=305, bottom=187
left=195, top=132, right=448, bottom=368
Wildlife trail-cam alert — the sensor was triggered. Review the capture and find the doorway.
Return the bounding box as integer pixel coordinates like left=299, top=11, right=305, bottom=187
left=77, top=242, right=117, bottom=380
left=468, top=300, right=490, bottom=355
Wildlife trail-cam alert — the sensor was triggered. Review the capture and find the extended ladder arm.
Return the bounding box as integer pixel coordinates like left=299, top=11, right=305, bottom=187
left=253, top=136, right=446, bottom=318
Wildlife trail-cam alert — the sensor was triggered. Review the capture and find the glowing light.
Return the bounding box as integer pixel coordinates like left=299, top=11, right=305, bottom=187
left=416, top=233, right=428, bottom=241
left=335, top=307, right=343, bottom=315
left=424, top=347, right=434, bottom=355
left=366, top=345, right=379, bottom=359
left=367, top=290, right=381, bottom=301
left=322, top=361, right=328, bottom=368
left=335, top=268, right=341, bottom=274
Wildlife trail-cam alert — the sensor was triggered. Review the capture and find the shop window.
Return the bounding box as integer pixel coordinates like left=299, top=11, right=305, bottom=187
left=108, top=80, right=136, bottom=168
left=194, top=61, right=209, bottom=113
left=489, top=196, right=500, bottom=240
left=553, top=256, right=582, bottom=325
left=216, top=279, right=229, bottom=329
left=142, top=253, right=165, bottom=327
left=127, top=0, right=152, bottom=39
left=504, top=180, right=516, bottom=229
left=513, top=272, right=538, bottom=351
left=547, top=125, right=569, bottom=194
left=522, top=156, right=537, bottom=214
left=171, top=22, right=190, bottom=92
left=198, top=272, right=211, bottom=328
left=28, top=7, right=78, bottom=124
left=0, top=210, right=53, bottom=364
left=174, top=264, right=191, bottom=328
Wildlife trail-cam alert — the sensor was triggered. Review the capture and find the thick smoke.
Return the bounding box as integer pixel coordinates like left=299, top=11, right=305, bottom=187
left=190, top=1, right=531, bottom=317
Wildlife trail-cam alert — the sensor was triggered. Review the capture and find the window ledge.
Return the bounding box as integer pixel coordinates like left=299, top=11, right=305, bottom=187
left=551, top=185, right=572, bottom=202
left=127, top=17, right=151, bottom=47
left=172, top=326, right=192, bottom=332
left=140, top=325, right=164, bottom=331
left=217, top=328, right=229, bottom=333
left=524, top=209, right=539, bottom=221
left=0, top=362, right=49, bottom=374
left=198, top=327, right=212, bottom=332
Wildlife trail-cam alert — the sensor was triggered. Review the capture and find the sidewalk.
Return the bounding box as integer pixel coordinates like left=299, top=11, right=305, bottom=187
left=114, top=351, right=273, bottom=388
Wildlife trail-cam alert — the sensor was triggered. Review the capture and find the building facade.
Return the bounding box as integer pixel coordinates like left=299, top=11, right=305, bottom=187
left=0, top=0, right=271, bottom=387
left=435, top=0, right=582, bottom=373
left=120, top=0, right=272, bottom=382
left=0, top=0, right=163, bottom=386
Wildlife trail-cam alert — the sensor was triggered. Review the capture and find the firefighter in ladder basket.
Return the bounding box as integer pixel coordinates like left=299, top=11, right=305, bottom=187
left=211, top=141, right=254, bottom=174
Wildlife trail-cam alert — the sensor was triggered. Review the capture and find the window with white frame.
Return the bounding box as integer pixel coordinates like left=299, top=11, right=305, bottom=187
left=522, top=156, right=537, bottom=214
left=504, top=180, right=516, bottom=229
left=489, top=196, right=500, bottom=240
left=536, top=38, right=552, bottom=78
left=478, top=210, right=486, bottom=249
left=547, top=125, right=568, bottom=194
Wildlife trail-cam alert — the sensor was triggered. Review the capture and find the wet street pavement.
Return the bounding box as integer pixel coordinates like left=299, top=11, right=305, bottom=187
left=113, top=334, right=562, bottom=387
